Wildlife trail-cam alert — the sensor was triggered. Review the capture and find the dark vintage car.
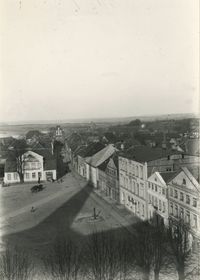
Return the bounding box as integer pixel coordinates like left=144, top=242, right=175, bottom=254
left=31, top=184, right=44, bottom=193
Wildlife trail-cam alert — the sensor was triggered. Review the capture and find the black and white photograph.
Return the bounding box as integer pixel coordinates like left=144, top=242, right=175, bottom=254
left=0, top=1, right=199, bottom=279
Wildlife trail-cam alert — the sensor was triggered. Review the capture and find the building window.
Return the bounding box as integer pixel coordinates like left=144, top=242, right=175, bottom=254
left=25, top=173, right=30, bottom=179
left=155, top=197, right=158, bottom=207
left=140, top=183, right=144, bottom=198
left=142, top=204, right=145, bottom=216
left=170, top=203, right=173, bottom=215
left=163, top=202, right=165, bottom=213
left=159, top=200, right=162, bottom=211
left=140, top=166, right=143, bottom=179
left=31, top=162, right=36, bottom=169
left=148, top=194, right=151, bottom=203
left=186, top=195, right=190, bottom=205
left=137, top=184, right=139, bottom=196
left=136, top=166, right=139, bottom=177
left=180, top=192, right=184, bottom=202
left=193, top=198, right=197, bottom=207
left=162, top=188, right=165, bottom=195
left=170, top=188, right=173, bottom=197
left=32, top=172, right=36, bottom=179
left=132, top=165, right=135, bottom=176
left=193, top=215, right=197, bottom=228
left=186, top=211, right=190, bottom=224
left=14, top=173, right=18, bottom=180
left=152, top=184, right=154, bottom=191
left=155, top=185, right=157, bottom=192
left=174, top=205, right=178, bottom=217
left=7, top=173, right=11, bottom=180
left=174, top=190, right=178, bottom=199
left=38, top=172, right=42, bottom=178
left=179, top=207, right=184, bottom=219
left=137, top=202, right=140, bottom=213
left=182, top=178, right=186, bottom=185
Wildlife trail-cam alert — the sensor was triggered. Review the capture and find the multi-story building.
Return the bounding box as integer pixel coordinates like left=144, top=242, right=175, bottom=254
left=105, top=156, right=119, bottom=202
left=168, top=167, right=200, bottom=241
left=4, top=150, right=56, bottom=184
left=85, top=144, right=117, bottom=188
left=147, top=171, right=174, bottom=226
left=119, top=155, right=148, bottom=220
left=148, top=154, right=200, bottom=174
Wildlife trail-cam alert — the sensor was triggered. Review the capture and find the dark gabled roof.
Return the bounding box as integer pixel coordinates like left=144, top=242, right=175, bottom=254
left=77, top=142, right=105, bottom=158
left=44, top=158, right=56, bottom=171
left=119, top=146, right=182, bottom=163
left=98, top=157, right=110, bottom=172
left=31, top=148, right=54, bottom=160
left=4, top=159, right=17, bottom=172
left=86, top=144, right=117, bottom=167
left=112, top=154, right=119, bottom=171
left=159, top=171, right=177, bottom=183
left=187, top=165, right=200, bottom=183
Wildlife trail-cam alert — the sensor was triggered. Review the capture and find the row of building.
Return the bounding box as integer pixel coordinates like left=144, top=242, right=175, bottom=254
left=67, top=141, right=200, bottom=241
left=2, top=126, right=66, bottom=184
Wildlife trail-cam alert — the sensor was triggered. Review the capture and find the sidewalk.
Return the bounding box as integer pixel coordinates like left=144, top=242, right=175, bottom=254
left=72, top=171, right=140, bottom=235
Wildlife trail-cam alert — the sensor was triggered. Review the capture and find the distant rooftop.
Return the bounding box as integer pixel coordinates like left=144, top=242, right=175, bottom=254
left=160, top=171, right=177, bottom=183
left=75, top=142, right=105, bottom=158
left=119, top=146, right=182, bottom=163
left=86, top=144, right=117, bottom=167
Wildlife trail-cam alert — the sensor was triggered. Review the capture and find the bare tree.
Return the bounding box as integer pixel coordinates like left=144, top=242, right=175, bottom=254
left=85, top=230, right=121, bottom=280
left=117, top=232, right=135, bottom=280
left=0, top=244, right=33, bottom=280
left=43, top=236, right=81, bottom=280
left=151, top=223, right=166, bottom=280
left=134, top=223, right=153, bottom=280
left=168, top=218, right=193, bottom=280
left=12, top=139, right=27, bottom=183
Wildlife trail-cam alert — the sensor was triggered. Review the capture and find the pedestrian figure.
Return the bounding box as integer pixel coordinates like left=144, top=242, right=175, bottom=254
left=31, top=206, right=35, bottom=212
left=38, top=176, right=41, bottom=184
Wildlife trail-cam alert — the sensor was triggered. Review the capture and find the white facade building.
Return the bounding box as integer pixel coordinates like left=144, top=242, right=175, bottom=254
left=119, top=156, right=148, bottom=220
left=168, top=167, right=200, bottom=240
left=4, top=150, right=56, bottom=184
left=85, top=144, right=117, bottom=188
left=147, top=172, right=170, bottom=226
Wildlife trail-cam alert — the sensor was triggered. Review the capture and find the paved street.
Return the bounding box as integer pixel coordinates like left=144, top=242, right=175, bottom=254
left=1, top=172, right=140, bottom=262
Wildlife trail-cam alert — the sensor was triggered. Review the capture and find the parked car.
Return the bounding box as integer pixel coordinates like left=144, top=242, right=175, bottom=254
left=31, top=184, right=44, bottom=193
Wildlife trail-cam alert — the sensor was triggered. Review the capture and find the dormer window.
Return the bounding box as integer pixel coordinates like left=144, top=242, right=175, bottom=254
left=182, top=179, right=186, bottom=185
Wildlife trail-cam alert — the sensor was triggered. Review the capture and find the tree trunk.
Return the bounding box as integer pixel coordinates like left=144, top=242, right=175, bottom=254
left=142, top=270, right=150, bottom=280
left=154, top=269, right=160, bottom=280
left=178, top=268, right=185, bottom=280
left=19, top=172, right=24, bottom=183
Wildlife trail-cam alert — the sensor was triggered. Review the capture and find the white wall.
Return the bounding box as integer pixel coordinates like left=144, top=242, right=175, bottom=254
left=4, top=172, right=20, bottom=184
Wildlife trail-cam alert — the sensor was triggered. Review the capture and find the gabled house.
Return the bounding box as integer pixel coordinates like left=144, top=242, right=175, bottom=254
left=118, top=155, right=148, bottom=220
left=105, top=156, right=119, bottom=202
left=4, top=150, right=56, bottom=184
left=168, top=167, right=200, bottom=240
left=85, top=144, right=117, bottom=188
left=147, top=171, right=175, bottom=226
left=77, top=142, right=105, bottom=178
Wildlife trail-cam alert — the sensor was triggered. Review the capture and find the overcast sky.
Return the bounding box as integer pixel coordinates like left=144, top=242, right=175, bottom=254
left=0, top=0, right=199, bottom=122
